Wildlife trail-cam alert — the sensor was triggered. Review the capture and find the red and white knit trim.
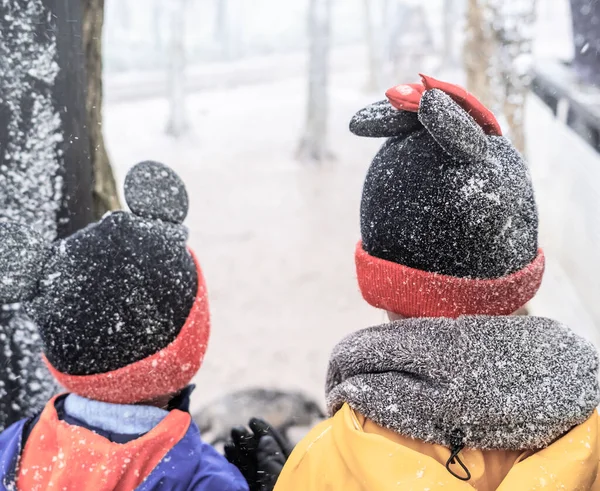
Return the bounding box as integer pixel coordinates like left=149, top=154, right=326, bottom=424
left=355, top=241, right=545, bottom=318
left=45, top=249, right=210, bottom=404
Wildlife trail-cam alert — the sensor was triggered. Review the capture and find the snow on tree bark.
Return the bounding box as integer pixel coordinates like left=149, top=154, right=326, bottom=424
left=56, top=0, right=95, bottom=233
left=465, top=0, right=495, bottom=109
left=297, top=0, right=333, bottom=163
left=464, top=0, right=537, bottom=155
left=0, top=0, right=64, bottom=430
left=0, top=0, right=112, bottom=430
left=0, top=1, right=63, bottom=239
left=166, top=0, right=189, bottom=138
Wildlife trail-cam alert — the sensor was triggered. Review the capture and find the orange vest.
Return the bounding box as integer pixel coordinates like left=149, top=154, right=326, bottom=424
left=17, top=396, right=191, bottom=491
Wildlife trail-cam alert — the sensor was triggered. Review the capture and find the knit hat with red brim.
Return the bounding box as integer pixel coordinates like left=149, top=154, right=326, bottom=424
left=350, top=75, right=544, bottom=317
left=0, top=161, right=210, bottom=404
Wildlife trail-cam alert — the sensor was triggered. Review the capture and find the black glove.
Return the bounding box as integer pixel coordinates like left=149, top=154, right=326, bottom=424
left=225, top=418, right=291, bottom=491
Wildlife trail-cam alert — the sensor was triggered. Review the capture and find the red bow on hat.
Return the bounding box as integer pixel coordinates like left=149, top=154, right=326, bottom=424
left=385, top=74, right=502, bottom=136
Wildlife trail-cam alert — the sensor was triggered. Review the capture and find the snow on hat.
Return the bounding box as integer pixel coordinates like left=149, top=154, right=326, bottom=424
left=351, top=75, right=544, bottom=318
left=0, top=161, right=209, bottom=404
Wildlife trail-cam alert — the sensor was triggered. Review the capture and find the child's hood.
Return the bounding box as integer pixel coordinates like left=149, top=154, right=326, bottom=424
left=326, top=315, right=599, bottom=451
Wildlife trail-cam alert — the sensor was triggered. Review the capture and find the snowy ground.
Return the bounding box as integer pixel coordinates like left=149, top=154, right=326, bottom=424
left=104, top=63, right=600, bottom=413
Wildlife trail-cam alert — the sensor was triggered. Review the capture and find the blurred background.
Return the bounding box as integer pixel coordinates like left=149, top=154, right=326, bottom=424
left=101, top=0, right=600, bottom=413
left=1, top=0, right=599, bottom=426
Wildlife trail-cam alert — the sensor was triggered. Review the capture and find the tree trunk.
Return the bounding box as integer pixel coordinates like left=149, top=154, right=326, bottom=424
left=494, top=1, right=536, bottom=155
left=363, top=0, right=385, bottom=92
left=297, top=0, right=332, bottom=163
left=215, top=0, right=227, bottom=43
left=0, top=0, right=100, bottom=430
left=114, top=0, right=131, bottom=37
left=442, top=0, right=456, bottom=66
left=464, top=0, right=496, bottom=110
left=81, top=0, right=122, bottom=218
left=464, top=0, right=536, bottom=155
left=215, top=0, right=243, bottom=60
left=385, top=2, right=434, bottom=83
left=0, top=0, right=120, bottom=430
left=166, top=0, right=189, bottom=138
left=152, top=0, right=164, bottom=51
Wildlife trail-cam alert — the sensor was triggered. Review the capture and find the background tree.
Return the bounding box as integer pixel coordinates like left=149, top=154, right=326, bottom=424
left=214, top=0, right=243, bottom=60
left=152, top=0, right=164, bottom=52
left=387, top=3, right=434, bottom=81
left=166, top=0, right=189, bottom=138
left=363, top=0, right=386, bottom=92
left=82, top=0, right=122, bottom=217
left=464, top=0, right=495, bottom=108
left=464, top=0, right=537, bottom=154
left=215, top=0, right=228, bottom=45
left=570, top=0, right=600, bottom=85
left=297, top=0, right=333, bottom=163
left=441, top=0, right=458, bottom=68
left=0, top=0, right=121, bottom=430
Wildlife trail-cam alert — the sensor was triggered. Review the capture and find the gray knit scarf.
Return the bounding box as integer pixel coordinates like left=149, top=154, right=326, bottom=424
left=326, top=316, right=599, bottom=450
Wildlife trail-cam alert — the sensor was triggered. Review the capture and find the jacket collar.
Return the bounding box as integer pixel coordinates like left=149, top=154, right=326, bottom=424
left=63, top=384, right=196, bottom=437
left=326, top=316, right=599, bottom=450
left=332, top=404, right=599, bottom=490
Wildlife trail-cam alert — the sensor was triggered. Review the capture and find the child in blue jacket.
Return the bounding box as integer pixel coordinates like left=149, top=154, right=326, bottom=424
left=0, top=161, right=248, bottom=491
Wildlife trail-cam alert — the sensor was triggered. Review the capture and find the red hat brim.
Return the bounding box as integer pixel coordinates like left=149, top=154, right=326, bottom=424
left=355, top=241, right=545, bottom=318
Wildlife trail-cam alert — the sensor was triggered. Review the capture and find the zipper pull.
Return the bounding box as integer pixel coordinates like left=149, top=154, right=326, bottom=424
left=445, top=430, right=471, bottom=481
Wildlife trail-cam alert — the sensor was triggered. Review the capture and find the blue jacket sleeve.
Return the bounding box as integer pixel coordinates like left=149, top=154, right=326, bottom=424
left=188, top=442, right=249, bottom=491
left=0, top=419, right=29, bottom=491
left=190, top=442, right=249, bottom=491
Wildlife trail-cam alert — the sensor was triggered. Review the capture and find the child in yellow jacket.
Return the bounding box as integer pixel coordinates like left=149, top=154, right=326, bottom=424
left=227, top=77, right=599, bottom=490
left=277, top=316, right=599, bottom=490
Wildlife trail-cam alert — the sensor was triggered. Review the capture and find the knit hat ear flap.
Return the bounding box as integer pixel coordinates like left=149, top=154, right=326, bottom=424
left=0, top=222, right=49, bottom=304
left=418, top=89, right=490, bottom=164
left=349, top=100, right=422, bottom=138
left=124, top=160, right=189, bottom=224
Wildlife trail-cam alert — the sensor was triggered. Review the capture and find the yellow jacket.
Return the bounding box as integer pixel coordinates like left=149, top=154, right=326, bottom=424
left=275, top=404, right=600, bottom=491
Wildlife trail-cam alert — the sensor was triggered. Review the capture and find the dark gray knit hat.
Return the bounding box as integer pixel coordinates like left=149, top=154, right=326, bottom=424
left=326, top=315, right=599, bottom=451
left=351, top=75, right=544, bottom=318
left=0, top=161, right=210, bottom=405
